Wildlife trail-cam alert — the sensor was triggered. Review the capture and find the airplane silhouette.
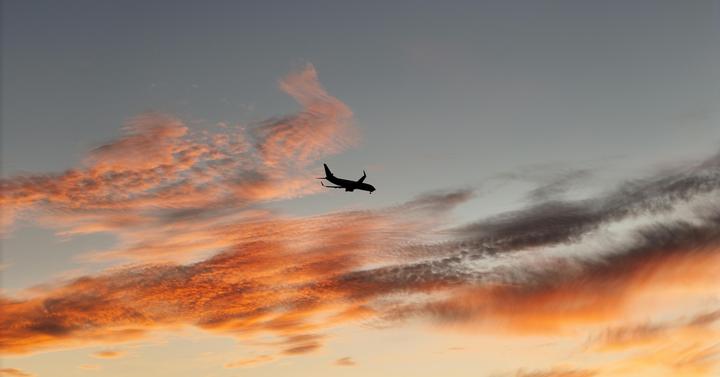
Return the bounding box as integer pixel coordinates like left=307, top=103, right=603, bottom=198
left=318, top=164, right=376, bottom=193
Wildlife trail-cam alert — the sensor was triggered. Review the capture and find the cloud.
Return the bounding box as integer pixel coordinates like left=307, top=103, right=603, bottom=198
left=3, top=150, right=720, bottom=362
left=272, top=334, right=325, bottom=355
left=0, top=64, right=356, bottom=263
left=1, top=65, right=720, bottom=375
left=602, top=342, right=720, bottom=377
left=0, top=190, right=471, bottom=355
left=91, top=350, right=125, bottom=359
left=519, top=168, right=594, bottom=203
left=450, top=152, right=720, bottom=253
left=323, top=152, right=720, bottom=336
left=281, top=342, right=322, bottom=355
left=689, top=309, right=720, bottom=327
left=512, top=368, right=597, bottom=377
left=255, top=63, right=356, bottom=169
left=579, top=309, right=720, bottom=376
left=86, top=113, right=188, bottom=172
left=0, top=369, right=34, bottom=377
left=78, top=364, right=101, bottom=370
left=335, top=356, right=356, bottom=366
left=369, top=219, right=720, bottom=335
left=224, top=354, right=274, bottom=368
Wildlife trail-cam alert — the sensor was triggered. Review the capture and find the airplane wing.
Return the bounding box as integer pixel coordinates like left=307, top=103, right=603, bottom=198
left=321, top=182, right=344, bottom=189
left=356, top=170, right=367, bottom=183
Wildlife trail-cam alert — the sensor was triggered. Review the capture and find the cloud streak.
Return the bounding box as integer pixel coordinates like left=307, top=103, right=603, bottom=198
left=335, top=356, right=356, bottom=366
left=0, top=369, right=34, bottom=377
left=513, top=369, right=597, bottom=377
left=91, top=350, right=125, bottom=359
left=224, top=354, right=274, bottom=369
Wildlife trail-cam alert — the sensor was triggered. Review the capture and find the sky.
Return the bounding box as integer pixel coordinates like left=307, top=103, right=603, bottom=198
left=1, top=1, right=720, bottom=376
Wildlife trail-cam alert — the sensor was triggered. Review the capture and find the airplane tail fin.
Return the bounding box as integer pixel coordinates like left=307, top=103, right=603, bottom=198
left=316, top=163, right=334, bottom=179
left=323, top=163, right=334, bottom=178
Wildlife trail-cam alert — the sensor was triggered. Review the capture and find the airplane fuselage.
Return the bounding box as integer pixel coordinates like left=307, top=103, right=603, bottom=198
left=326, top=175, right=376, bottom=192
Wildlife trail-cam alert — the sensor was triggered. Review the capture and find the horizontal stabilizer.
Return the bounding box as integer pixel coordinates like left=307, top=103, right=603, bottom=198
left=321, top=182, right=343, bottom=189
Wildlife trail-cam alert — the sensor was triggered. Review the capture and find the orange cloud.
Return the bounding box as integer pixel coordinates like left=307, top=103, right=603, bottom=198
left=0, top=64, right=356, bottom=263
left=257, top=63, right=356, bottom=168
left=224, top=354, right=274, bottom=368
left=0, top=190, right=470, bottom=355
left=282, top=342, right=322, bottom=355
left=408, top=245, right=720, bottom=335
left=335, top=356, right=356, bottom=366
left=91, top=349, right=125, bottom=359
left=578, top=308, right=720, bottom=376
left=78, top=364, right=101, bottom=370
left=579, top=341, right=720, bottom=377
left=85, top=113, right=188, bottom=172
left=0, top=369, right=34, bottom=377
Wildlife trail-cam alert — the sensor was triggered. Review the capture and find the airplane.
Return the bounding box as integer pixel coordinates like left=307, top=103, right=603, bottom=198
left=318, top=163, right=376, bottom=193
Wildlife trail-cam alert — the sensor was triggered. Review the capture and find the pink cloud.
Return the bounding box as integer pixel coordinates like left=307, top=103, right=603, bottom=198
left=256, top=63, right=356, bottom=168
left=0, top=65, right=356, bottom=263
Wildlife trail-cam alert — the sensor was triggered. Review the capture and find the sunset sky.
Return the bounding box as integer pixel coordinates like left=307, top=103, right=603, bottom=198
left=2, top=1, right=720, bottom=376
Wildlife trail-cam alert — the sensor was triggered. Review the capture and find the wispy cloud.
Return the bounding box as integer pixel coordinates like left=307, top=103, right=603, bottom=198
left=512, top=368, right=597, bottom=377
left=578, top=309, right=720, bottom=376
left=91, top=349, right=125, bottom=359
left=0, top=369, right=34, bottom=377
left=256, top=63, right=356, bottom=169
left=78, top=364, right=101, bottom=371
left=335, top=356, right=356, bottom=366
left=224, top=354, right=274, bottom=369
